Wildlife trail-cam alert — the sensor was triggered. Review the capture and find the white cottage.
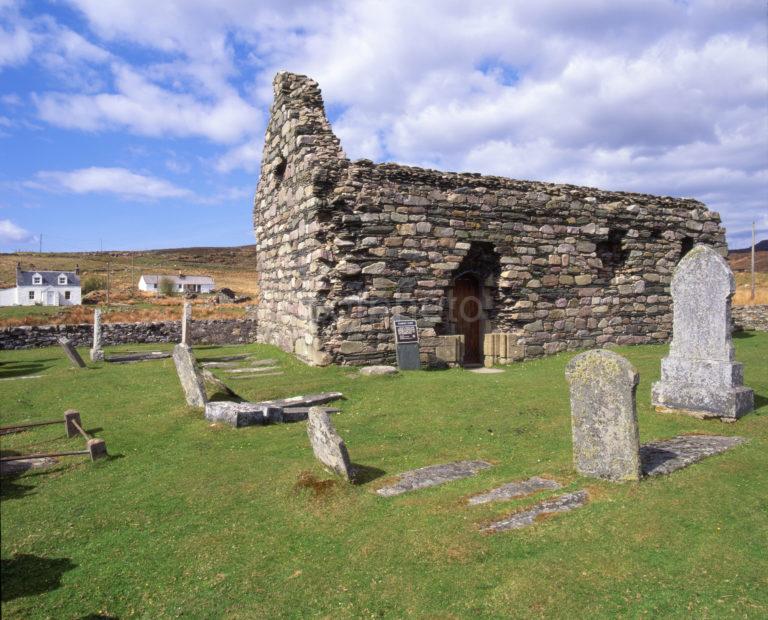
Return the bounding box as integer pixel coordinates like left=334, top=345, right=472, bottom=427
left=0, top=267, right=82, bottom=306
left=138, top=274, right=215, bottom=294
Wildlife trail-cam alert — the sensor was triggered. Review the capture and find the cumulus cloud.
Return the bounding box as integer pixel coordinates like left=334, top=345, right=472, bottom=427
left=0, top=218, right=34, bottom=243
left=32, top=167, right=193, bottom=199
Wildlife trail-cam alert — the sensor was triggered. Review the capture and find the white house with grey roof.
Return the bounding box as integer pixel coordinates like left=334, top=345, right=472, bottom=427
left=0, top=266, right=81, bottom=306
left=138, top=274, right=215, bottom=294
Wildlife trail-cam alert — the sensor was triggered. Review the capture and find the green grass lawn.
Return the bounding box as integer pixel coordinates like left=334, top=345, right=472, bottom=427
left=1, top=335, right=767, bottom=618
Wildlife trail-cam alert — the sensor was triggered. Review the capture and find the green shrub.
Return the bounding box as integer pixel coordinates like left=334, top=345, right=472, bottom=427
left=82, top=276, right=107, bottom=294
left=158, top=276, right=176, bottom=296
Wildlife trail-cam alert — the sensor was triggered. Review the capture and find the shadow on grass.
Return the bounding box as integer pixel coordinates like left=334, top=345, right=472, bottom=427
left=753, top=392, right=768, bottom=411
left=352, top=463, right=386, bottom=485
left=0, top=477, right=36, bottom=500
left=1, top=554, right=77, bottom=602
left=733, top=331, right=755, bottom=339
left=0, top=360, right=53, bottom=379
left=78, top=615, right=119, bottom=620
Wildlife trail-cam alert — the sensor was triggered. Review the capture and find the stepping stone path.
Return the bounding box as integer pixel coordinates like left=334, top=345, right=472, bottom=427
left=468, top=476, right=561, bottom=505
left=481, top=490, right=589, bottom=532
left=640, top=435, right=746, bottom=477
left=376, top=460, right=492, bottom=497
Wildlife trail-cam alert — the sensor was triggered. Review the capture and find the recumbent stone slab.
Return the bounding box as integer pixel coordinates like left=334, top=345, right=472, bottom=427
left=640, top=434, right=746, bottom=477
left=468, top=476, right=562, bottom=505
left=359, top=365, right=398, bottom=376
left=652, top=244, right=753, bottom=420
left=376, top=460, right=492, bottom=497
left=205, top=402, right=284, bottom=427
left=58, top=337, right=86, bottom=368
left=172, top=344, right=207, bottom=407
left=565, top=350, right=641, bottom=482
left=481, top=490, right=589, bottom=532
left=306, top=406, right=354, bottom=481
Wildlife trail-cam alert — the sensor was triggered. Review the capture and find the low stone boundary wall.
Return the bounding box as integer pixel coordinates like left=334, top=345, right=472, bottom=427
left=0, top=318, right=258, bottom=350
left=732, top=305, right=768, bottom=332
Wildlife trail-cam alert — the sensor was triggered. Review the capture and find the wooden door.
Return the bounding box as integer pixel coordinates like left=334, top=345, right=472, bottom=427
left=453, top=274, right=482, bottom=365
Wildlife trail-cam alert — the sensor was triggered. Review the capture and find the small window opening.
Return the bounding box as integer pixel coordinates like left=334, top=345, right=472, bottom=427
left=65, top=291, right=71, bottom=300
left=28, top=291, right=34, bottom=299
left=596, top=229, right=628, bottom=272
left=680, top=236, right=694, bottom=259
left=273, top=158, right=286, bottom=186
left=33, top=276, right=42, bottom=285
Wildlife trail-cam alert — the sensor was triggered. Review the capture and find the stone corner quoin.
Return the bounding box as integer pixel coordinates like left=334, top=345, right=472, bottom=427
left=252, top=71, right=727, bottom=368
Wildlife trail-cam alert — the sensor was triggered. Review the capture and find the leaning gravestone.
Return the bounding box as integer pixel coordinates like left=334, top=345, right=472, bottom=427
left=392, top=316, right=420, bottom=370
left=181, top=303, right=192, bottom=345
left=172, top=344, right=207, bottom=407
left=652, top=244, right=754, bottom=421
left=306, top=406, right=354, bottom=481
left=90, top=308, right=104, bottom=362
left=565, top=350, right=641, bottom=482
left=58, top=337, right=86, bottom=368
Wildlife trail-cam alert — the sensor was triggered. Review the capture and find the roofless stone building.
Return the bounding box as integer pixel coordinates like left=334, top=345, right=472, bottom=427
left=253, top=72, right=726, bottom=367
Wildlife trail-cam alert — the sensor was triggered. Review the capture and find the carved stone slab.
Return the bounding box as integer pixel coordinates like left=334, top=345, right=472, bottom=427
left=205, top=402, right=284, bottom=427
left=566, top=350, right=641, bottom=482
left=481, top=490, right=589, bottom=532
left=306, top=406, right=353, bottom=481
left=652, top=244, right=754, bottom=420
left=172, top=344, right=207, bottom=407
left=376, top=460, right=492, bottom=497
left=181, top=302, right=192, bottom=345
left=58, top=337, right=86, bottom=368
left=90, top=308, right=104, bottom=361
left=468, top=476, right=561, bottom=505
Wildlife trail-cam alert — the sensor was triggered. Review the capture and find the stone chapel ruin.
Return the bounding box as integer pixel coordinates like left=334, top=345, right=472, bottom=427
left=253, top=72, right=727, bottom=367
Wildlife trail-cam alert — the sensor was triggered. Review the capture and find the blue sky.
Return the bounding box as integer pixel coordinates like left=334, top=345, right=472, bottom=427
left=0, top=0, right=766, bottom=252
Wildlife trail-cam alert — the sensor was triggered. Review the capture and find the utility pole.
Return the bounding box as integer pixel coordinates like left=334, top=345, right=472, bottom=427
left=751, top=220, right=756, bottom=301
left=106, top=262, right=111, bottom=306
left=39, top=233, right=42, bottom=254
left=131, top=255, right=135, bottom=291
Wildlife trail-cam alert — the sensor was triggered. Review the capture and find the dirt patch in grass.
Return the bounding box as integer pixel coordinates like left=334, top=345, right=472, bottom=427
left=294, top=470, right=340, bottom=498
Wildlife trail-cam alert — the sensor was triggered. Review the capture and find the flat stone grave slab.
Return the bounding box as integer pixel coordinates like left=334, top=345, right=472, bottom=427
left=0, top=375, right=42, bottom=382
left=482, top=490, right=589, bottom=532
left=229, top=372, right=284, bottom=379
left=468, top=476, right=562, bottom=505
left=469, top=367, right=504, bottom=374
left=106, top=351, right=171, bottom=363
left=257, top=392, right=343, bottom=409
left=360, top=365, right=398, bottom=376
left=0, top=456, right=58, bottom=477
left=283, top=407, right=339, bottom=423
left=640, top=435, right=746, bottom=477
left=205, top=402, right=284, bottom=427
left=197, top=354, right=253, bottom=363
left=224, top=367, right=279, bottom=373
left=376, top=460, right=492, bottom=497
left=200, top=361, right=239, bottom=368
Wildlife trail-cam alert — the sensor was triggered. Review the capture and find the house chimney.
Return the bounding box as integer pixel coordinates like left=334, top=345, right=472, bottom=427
left=75, top=263, right=80, bottom=275
left=178, top=271, right=184, bottom=278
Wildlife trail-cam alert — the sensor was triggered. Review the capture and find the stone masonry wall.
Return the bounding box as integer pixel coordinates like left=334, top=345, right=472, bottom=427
left=0, top=318, right=258, bottom=350
left=253, top=73, right=727, bottom=366
left=732, top=305, right=768, bottom=332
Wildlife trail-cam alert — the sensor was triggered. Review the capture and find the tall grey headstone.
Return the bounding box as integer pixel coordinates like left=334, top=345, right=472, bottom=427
left=172, top=343, right=207, bottom=408
left=306, top=406, right=354, bottom=481
left=565, top=350, right=641, bottom=482
left=90, top=308, right=104, bottom=362
left=181, top=302, right=192, bottom=345
left=392, top=316, right=420, bottom=370
left=651, top=244, right=754, bottom=421
left=58, top=337, right=86, bottom=369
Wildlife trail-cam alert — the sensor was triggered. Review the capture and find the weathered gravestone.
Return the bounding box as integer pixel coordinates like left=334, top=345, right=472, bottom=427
left=181, top=303, right=192, bottom=345
left=392, top=316, right=420, bottom=370
left=58, top=337, right=86, bottom=368
left=306, top=406, right=354, bottom=481
left=90, top=308, right=104, bottom=362
left=565, top=350, right=641, bottom=482
left=172, top=344, right=207, bottom=407
left=652, top=244, right=754, bottom=421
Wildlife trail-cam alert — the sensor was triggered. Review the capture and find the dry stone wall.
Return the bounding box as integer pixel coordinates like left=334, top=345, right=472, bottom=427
left=732, top=305, right=768, bottom=332
left=253, top=72, right=727, bottom=366
left=0, top=318, right=257, bottom=350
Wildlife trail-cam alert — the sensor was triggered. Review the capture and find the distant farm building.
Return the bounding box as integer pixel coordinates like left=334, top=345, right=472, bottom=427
left=0, top=266, right=81, bottom=306
left=138, top=274, right=215, bottom=294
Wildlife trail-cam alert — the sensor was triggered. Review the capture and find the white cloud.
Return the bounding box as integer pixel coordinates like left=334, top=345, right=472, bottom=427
left=32, top=167, right=193, bottom=199
left=215, top=139, right=263, bottom=173
left=0, top=218, right=34, bottom=243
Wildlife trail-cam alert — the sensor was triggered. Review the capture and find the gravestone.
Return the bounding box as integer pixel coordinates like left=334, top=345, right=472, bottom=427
left=58, top=337, right=86, bottom=368
left=565, top=350, right=641, bottom=482
left=90, top=308, right=104, bottom=362
left=205, top=402, right=284, bottom=427
left=181, top=302, right=192, bottom=345
left=392, top=316, right=420, bottom=370
left=652, top=244, right=754, bottom=421
left=306, top=406, right=354, bottom=481
left=172, top=344, right=207, bottom=407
